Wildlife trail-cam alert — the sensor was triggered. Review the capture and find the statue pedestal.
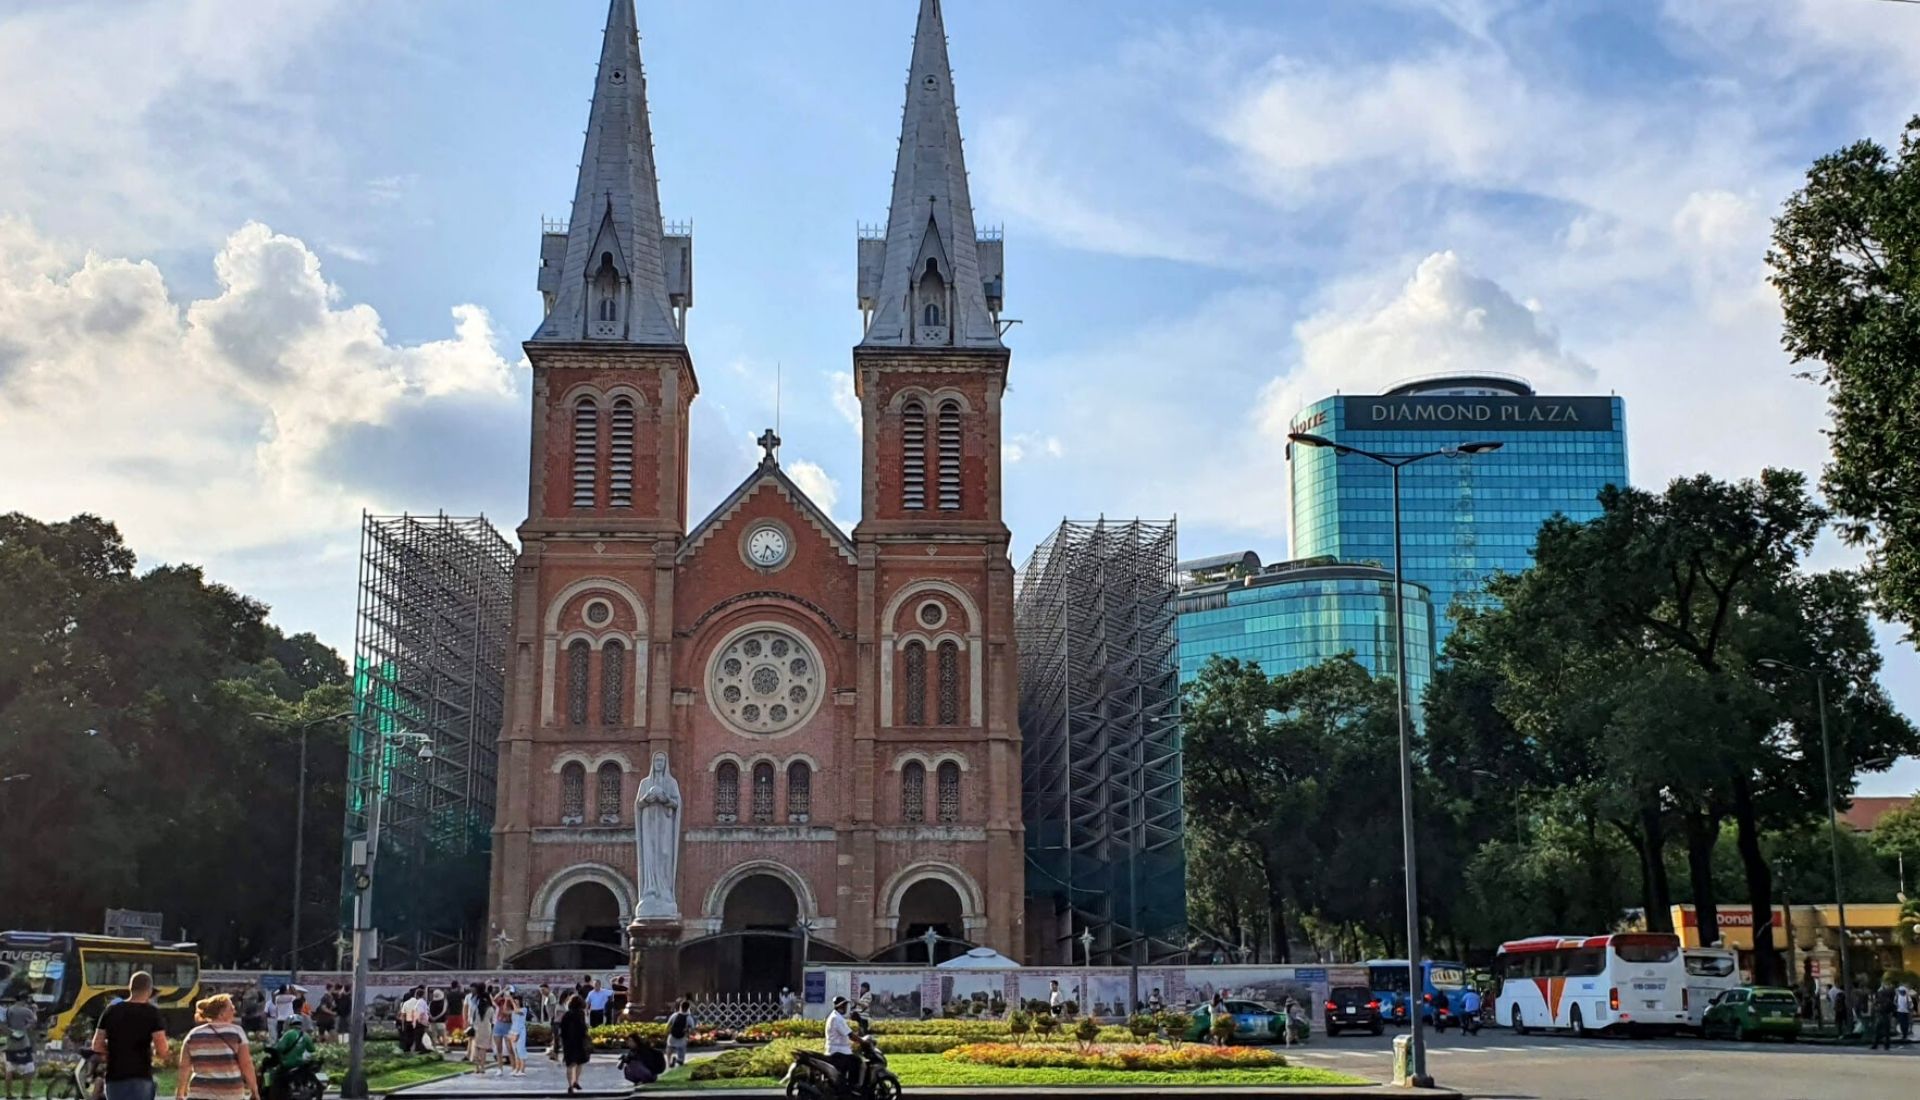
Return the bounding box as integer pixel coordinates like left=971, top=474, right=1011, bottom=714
left=626, top=918, right=682, bottom=1022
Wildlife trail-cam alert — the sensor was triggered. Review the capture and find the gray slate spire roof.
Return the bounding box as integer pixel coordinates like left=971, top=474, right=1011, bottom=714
left=858, top=0, right=1004, bottom=349
left=533, top=0, right=687, bottom=345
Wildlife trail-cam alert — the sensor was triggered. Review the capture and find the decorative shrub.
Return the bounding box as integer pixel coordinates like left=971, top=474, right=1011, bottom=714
left=738, top=1017, right=1010, bottom=1042
left=1007, top=1011, right=1031, bottom=1043
left=1210, top=1012, right=1238, bottom=1044
left=944, top=1042, right=1286, bottom=1071
left=1155, top=1011, right=1192, bottom=1036
left=1127, top=1013, right=1156, bottom=1040
left=1073, top=1016, right=1101, bottom=1048
left=689, top=1035, right=967, bottom=1079
left=1033, top=1013, right=1061, bottom=1040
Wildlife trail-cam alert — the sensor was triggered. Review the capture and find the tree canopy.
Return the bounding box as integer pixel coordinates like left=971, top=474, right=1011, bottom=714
left=1770, top=115, right=1920, bottom=638
left=0, top=513, right=350, bottom=968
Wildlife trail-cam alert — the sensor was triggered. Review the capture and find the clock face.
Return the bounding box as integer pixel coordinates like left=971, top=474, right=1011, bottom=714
left=747, top=527, right=789, bottom=567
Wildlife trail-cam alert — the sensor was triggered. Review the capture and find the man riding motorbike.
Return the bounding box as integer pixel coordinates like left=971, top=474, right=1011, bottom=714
left=825, top=996, right=861, bottom=1090
left=259, top=1019, right=321, bottom=1100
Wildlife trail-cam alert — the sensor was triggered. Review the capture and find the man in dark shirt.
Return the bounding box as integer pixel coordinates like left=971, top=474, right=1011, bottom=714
left=90, top=972, right=168, bottom=1100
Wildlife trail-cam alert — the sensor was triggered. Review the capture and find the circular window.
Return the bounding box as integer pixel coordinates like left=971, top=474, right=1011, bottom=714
left=917, top=600, right=946, bottom=629
left=707, top=625, right=824, bottom=736
left=584, top=599, right=612, bottom=626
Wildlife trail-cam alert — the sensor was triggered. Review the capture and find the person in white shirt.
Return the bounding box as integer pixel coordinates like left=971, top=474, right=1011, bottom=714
left=1897, top=984, right=1913, bottom=1042
left=825, top=996, right=860, bottom=1088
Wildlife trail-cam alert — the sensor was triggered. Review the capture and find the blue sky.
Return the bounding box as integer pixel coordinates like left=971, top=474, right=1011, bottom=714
left=3, top=0, right=1919, bottom=792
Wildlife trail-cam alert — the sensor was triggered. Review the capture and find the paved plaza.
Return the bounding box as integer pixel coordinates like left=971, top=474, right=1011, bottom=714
left=394, top=1052, right=644, bottom=1098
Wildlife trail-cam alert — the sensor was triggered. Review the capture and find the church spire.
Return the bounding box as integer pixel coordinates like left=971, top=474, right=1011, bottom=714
left=533, top=0, right=691, bottom=345
left=856, top=0, right=1004, bottom=349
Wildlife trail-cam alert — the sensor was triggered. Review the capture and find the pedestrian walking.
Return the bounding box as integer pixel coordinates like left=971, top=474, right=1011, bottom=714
left=91, top=971, right=169, bottom=1100
left=309, top=989, right=335, bottom=1046
left=3, top=989, right=37, bottom=1100
left=177, top=995, right=259, bottom=1100
left=664, top=1000, right=693, bottom=1068
left=557, top=996, right=590, bottom=1096
left=609, top=977, right=628, bottom=1022
left=507, top=989, right=527, bottom=1077
left=1870, top=979, right=1896, bottom=1050
left=584, top=981, right=610, bottom=1030
left=1896, top=983, right=1912, bottom=1042
left=1048, top=980, right=1062, bottom=1018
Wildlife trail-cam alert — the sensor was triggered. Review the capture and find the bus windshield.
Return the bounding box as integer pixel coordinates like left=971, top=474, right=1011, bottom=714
left=0, top=951, right=67, bottom=1006
left=1369, top=966, right=1411, bottom=993
left=1685, top=954, right=1736, bottom=978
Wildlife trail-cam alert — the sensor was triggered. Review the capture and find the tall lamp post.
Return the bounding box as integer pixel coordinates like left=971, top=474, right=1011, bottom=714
left=1289, top=432, right=1503, bottom=1088
left=343, top=728, right=433, bottom=1099
left=251, top=710, right=352, bottom=984
left=1078, top=927, right=1095, bottom=1017
left=1755, top=658, right=1852, bottom=998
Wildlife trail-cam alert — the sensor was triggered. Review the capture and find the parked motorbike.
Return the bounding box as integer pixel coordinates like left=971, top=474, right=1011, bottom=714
left=259, top=1031, right=328, bottom=1100
left=782, top=1026, right=901, bottom=1100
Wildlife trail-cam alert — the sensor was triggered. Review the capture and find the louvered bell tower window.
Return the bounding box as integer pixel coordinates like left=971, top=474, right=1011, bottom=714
left=609, top=398, right=635, bottom=507
left=901, top=400, right=927, bottom=510
left=572, top=400, right=600, bottom=508
left=937, top=401, right=961, bottom=510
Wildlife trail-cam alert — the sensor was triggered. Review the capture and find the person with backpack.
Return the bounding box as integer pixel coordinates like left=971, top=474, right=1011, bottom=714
left=664, top=999, right=693, bottom=1068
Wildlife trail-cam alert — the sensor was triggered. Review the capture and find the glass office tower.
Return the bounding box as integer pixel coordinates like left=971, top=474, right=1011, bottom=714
left=1176, top=554, right=1435, bottom=699
left=1287, top=373, right=1628, bottom=651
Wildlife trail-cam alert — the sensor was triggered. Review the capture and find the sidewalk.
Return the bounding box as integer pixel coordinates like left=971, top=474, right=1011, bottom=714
left=645, top=1089, right=1460, bottom=1099
left=388, top=1052, right=632, bottom=1098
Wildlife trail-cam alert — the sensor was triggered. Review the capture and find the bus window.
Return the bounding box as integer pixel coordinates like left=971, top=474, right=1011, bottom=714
left=1685, top=954, right=1736, bottom=978
left=1566, top=949, right=1604, bottom=977
left=1369, top=966, right=1411, bottom=993
left=1429, top=965, right=1468, bottom=989
left=1614, top=939, right=1679, bottom=964
left=82, top=952, right=141, bottom=989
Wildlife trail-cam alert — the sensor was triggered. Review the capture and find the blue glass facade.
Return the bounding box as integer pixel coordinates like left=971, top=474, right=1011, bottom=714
left=1288, top=380, right=1628, bottom=650
left=1176, top=562, right=1435, bottom=698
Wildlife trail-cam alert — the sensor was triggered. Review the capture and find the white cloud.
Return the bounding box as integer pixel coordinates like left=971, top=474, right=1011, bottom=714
left=827, top=371, right=861, bottom=435
left=0, top=217, right=523, bottom=563
left=784, top=458, right=846, bottom=533
left=1005, top=433, right=1065, bottom=465
left=0, top=0, right=350, bottom=251
left=1257, top=251, right=1594, bottom=437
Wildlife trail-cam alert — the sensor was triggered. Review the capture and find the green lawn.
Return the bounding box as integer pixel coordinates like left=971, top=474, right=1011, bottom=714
left=655, top=1052, right=1367, bottom=1090
left=140, top=1058, right=468, bottom=1097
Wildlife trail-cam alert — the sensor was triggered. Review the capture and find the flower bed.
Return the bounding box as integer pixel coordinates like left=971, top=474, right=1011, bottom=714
left=943, top=1042, right=1286, bottom=1072
left=689, top=1034, right=971, bottom=1080
left=586, top=1021, right=723, bottom=1049
left=738, top=1017, right=1012, bottom=1041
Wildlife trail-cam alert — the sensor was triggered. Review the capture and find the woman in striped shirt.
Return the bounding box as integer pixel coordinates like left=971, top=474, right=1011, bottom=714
left=176, top=995, right=258, bottom=1100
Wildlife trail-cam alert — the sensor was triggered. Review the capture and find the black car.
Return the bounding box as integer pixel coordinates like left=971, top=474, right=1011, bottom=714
left=1324, top=985, right=1386, bottom=1036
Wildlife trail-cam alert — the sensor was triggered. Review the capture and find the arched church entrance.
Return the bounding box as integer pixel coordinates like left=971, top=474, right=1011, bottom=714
left=876, top=877, right=969, bottom=964
left=719, top=874, right=798, bottom=993
left=551, top=881, right=624, bottom=969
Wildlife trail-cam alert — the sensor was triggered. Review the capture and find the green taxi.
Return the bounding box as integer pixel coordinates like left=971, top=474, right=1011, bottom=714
left=1701, top=986, right=1801, bottom=1041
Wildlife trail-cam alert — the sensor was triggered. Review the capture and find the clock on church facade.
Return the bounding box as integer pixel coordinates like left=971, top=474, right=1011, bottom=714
left=484, top=0, right=1024, bottom=992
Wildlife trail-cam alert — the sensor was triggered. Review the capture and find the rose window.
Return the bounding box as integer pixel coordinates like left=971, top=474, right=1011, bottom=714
left=709, top=626, right=823, bottom=736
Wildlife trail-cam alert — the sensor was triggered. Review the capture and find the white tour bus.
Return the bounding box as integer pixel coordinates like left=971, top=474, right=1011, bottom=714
left=1492, top=932, right=1689, bottom=1036
left=1681, top=946, right=1741, bottom=1030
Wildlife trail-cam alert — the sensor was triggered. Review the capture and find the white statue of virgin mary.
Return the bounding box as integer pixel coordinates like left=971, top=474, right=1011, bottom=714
left=633, top=750, right=682, bottom=920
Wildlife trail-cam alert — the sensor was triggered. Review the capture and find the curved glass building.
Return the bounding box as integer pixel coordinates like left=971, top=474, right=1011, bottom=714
left=1176, top=555, right=1435, bottom=698
left=1287, top=373, right=1628, bottom=650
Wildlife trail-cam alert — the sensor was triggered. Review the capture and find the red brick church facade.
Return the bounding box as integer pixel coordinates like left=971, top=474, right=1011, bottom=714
left=485, top=0, right=1024, bottom=981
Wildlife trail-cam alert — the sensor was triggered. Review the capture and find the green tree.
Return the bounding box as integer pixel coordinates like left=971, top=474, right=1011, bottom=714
left=1769, top=116, right=1920, bottom=636
left=0, top=513, right=350, bottom=966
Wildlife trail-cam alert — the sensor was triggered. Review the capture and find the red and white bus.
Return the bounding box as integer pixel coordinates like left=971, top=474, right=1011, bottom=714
left=1492, top=933, right=1688, bottom=1036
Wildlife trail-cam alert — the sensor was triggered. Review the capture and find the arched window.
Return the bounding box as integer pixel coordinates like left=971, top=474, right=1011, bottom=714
left=937, top=400, right=961, bottom=510
left=902, top=761, right=926, bottom=824
left=594, top=252, right=621, bottom=329
left=903, top=641, right=926, bottom=727
left=937, top=761, right=961, bottom=824
left=900, top=400, right=926, bottom=511
left=714, top=761, right=739, bottom=823
left=786, top=761, right=812, bottom=823
left=596, top=762, right=622, bottom=824
left=751, top=762, right=776, bottom=824
left=923, top=302, right=943, bottom=327
left=566, top=640, right=591, bottom=726
left=572, top=398, right=599, bottom=508
left=600, top=639, right=626, bottom=726
left=560, top=762, right=586, bottom=826
left=937, top=641, right=960, bottom=725
left=609, top=398, right=635, bottom=507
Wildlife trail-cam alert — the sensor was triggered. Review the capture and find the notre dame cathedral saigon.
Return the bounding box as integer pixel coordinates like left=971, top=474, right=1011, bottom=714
left=485, top=0, right=1025, bottom=1000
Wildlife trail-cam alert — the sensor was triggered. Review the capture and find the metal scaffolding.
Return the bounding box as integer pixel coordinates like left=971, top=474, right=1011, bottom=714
left=341, top=514, right=514, bottom=970
left=1016, top=519, right=1186, bottom=966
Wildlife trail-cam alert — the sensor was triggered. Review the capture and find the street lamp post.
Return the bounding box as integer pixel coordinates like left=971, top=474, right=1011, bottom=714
left=1289, top=432, right=1503, bottom=1089
left=251, top=710, right=352, bottom=984
left=343, top=728, right=431, bottom=1100
left=1078, top=927, right=1095, bottom=1017
left=921, top=927, right=941, bottom=969
left=1755, top=658, right=1853, bottom=998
